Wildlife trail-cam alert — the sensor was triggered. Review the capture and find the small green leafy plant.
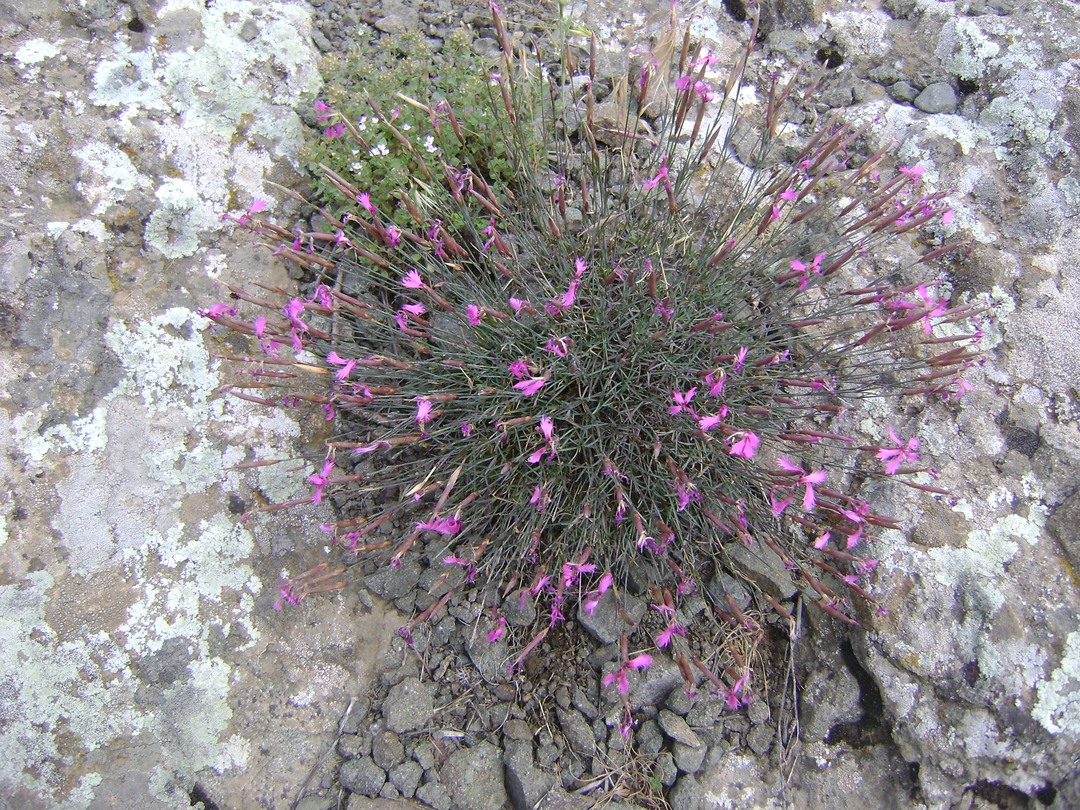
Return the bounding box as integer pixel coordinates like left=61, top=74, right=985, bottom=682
left=208, top=2, right=981, bottom=719
left=307, top=27, right=527, bottom=231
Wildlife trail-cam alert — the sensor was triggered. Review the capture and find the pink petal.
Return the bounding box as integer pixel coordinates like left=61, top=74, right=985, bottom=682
left=514, top=377, right=546, bottom=396
left=627, top=654, right=653, bottom=670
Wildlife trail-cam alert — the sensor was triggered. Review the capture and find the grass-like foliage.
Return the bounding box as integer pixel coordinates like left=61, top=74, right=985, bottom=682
left=207, top=2, right=981, bottom=709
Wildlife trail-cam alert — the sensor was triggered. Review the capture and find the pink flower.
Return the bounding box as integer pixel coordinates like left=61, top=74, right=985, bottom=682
left=917, top=285, right=947, bottom=334
left=253, top=315, right=267, bottom=338
left=544, top=337, right=570, bottom=357
left=657, top=621, right=686, bottom=648
left=777, top=458, right=827, bottom=510
left=705, top=370, right=725, bottom=397
left=401, top=269, right=424, bottom=288
left=876, top=426, right=920, bottom=475
left=627, top=654, right=652, bottom=670
left=556, top=279, right=580, bottom=311
left=508, top=359, right=529, bottom=379
left=514, top=377, right=546, bottom=396
left=604, top=669, right=630, bottom=695
left=282, top=298, right=306, bottom=328
left=732, top=346, right=748, bottom=373
left=326, top=351, right=356, bottom=381
left=574, top=257, right=588, bottom=278
left=581, top=571, right=613, bottom=615
left=358, top=193, right=376, bottom=216
left=247, top=199, right=268, bottom=214
left=538, top=415, right=555, bottom=443
left=308, top=458, right=334, bottom=503
left=415, top=397, right=434, bottom=430
left=698, top=414, right=724, bottom=432
left=899, top=165, right=924, bottom=183
left=674, top=481, right=701, bottom=511
left=942, top=208, right=955, bottom=226
left=779, top=187, right=798, bottom=201
left=461, top=422, right=473, bottom=438
left=527, top=445, right=550, bottom=464
left=770, top=488, right=793, bottom=516
left=949, top=377, right=974, bottom=399
left=728, top=431, right=760, bottom=459
left=416, top=516, right=462, bottom=535
left=324, top=122, right=344, bottom=139
left=487, top=616, right=507, bottom=643
left=654, top=299, right=675, bottom=320
left=813, top=531, right=831, bottom=550
left=200, top=303, right=237, bottom=319
left=384, top=225, right=401, bottom=248
left=603, top=654, right=652, bottom=695
left=562, top=560, right=597, bottom=588
left=669, top=387, right=697, bottom=416
left=529, top=485, right=547, bottom=513
left=790, top=253, right=825, bottom=289
left=643, top=157, right=671, bottom=191
left=509, top=296, right=529, bottom=314
left=467, top=304, right=482, bottom=325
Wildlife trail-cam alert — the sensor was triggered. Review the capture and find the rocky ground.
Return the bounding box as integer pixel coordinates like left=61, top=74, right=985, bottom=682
left=1, top=0, right=1078, bottom=809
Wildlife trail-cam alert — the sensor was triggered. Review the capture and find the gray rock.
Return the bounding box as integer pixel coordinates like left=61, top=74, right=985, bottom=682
left=658, top=710, right=701, bottom=748
left=389, top=760, right=422, bottom=798
left=665, top=686, right=696, bottom=716
left=578, top=590, right=646, bottom=645
left=747, top=699, right=771, bottom=727
left=371, top=730, right=405, bottom=770
left=800, top=656, right=862, bottom=743
left=373, top=0, right=418, bottom=35
left=686, top=694, right=725, bottom=729
left=364, top=560, right=421, bottom=600
left=378, top=782, right=399, bottom=799
left=656, top=751, right=678, bottom=786
left=572, top=687, right=599, bottom=720
left=1047, top=486, right=1080, bottom=569
left=820, top=85, right=854, bottom=108
left=502, top=591, right=537, bottom=627
left=723, top=543, right=797, bottom=600
left=745, top=724, right=774, bottom=756
left=627, top=655, right=683, bottom=712
left=636, top=719, right=663, bottom=756
left=339, top=756, right=386, bottom=797
left=914, top=82, right=958, bottom=114
left=503, top=718, right=534, bottom=742
left=415, top=782, right=452, bottom=810
left=888, top=81, right=919, bottom=103
left=707, top=572, right=751, bottom=611
left=383, top=678, right=435, bottom=733
left=466, top=632, right=511, bottom=684
left=536, top=788, right=594, bottom=809
left=413, top=741, right=437, bottom=771
left=668, top=773, right=704, bottom=810
left=337, top=733, right=368, bottom=760
left=341, top=699, right=370, bottom=734
left=504, top=738, right=555, bottom=810
left=440, top=741, right=508, bottom=810
left=673, top=740, right=707, bottom=773
left=557, top=707, right=595, bottom=755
